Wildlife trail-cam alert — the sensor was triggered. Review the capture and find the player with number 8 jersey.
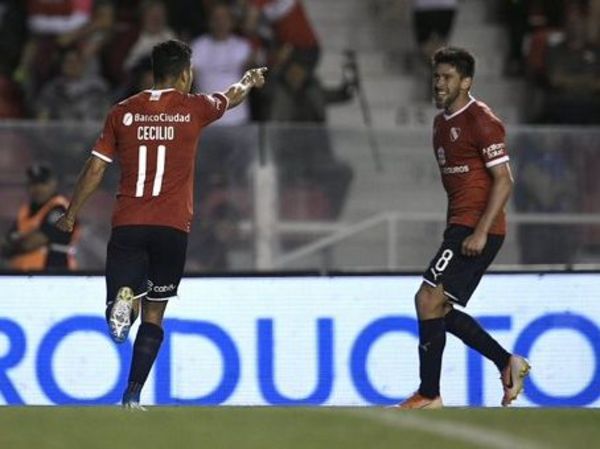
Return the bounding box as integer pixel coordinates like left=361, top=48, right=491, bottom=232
left=56, top=40, right=267, bottom=409
left=395, top=47, right=530, bottom=411
left=93, top=87, right=228, bottom=232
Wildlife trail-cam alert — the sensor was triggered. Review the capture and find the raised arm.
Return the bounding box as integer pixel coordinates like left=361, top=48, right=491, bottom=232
left=222, top=67, right=267, bottom=109
left=56, top=156, right=109, bottom=232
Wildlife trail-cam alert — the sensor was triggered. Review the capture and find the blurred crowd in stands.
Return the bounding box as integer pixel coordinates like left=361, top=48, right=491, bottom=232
left=407, top=0, right=600, bottom=124
left=500, top=0, right=600, bottom=124
left=0, top=0, right=597, bottom=122
left=0, top=0, right=332, bottom=121
left=0, top=0, right=598, bottom=272
left=0, top=0, right=358, bottom=271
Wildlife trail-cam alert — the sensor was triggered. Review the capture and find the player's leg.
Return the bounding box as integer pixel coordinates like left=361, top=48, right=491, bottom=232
left=439, top=229, right=530, bottom=406
left=443, top=303, right=529, bottom=405
left=397, top=228, right=468, bottom=409
left=105, top=226, right=149, bottom=343
left=121, top=299, right=167, bottom=409
left=401, top=282, right=447, bottom=408
left=122, top=226, right=187, bottom=408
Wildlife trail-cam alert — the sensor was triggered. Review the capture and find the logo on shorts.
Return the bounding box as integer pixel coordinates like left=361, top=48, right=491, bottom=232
left=123, top=112, right=133, bottom=126
left=436, top=147, right=446, bottom=166
left=147, top=280, right=176, bottom=294
left=450, top=127, right=461, bottom=142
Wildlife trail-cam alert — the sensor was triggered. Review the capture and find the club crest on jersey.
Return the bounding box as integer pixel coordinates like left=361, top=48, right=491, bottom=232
left=450, top=127, right=461, bottom=142
left=436, top=147, right=446, bottom=166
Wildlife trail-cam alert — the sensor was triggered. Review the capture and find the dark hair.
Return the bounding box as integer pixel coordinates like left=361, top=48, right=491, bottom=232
left=151, top=39, right=192, bottom=83
left=26, top=163, right=54, bottom=184
left=432, top=47, right=475, bottom=78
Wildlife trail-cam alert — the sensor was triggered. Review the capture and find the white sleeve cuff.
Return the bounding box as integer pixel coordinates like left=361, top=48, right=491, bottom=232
left=92, top=150, right=113, bottom=163
left=485, top=156, right=509, bottom=168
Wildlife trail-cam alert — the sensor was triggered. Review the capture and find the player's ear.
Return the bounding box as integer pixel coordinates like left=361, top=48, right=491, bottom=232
left=460, top=76, right=472, bottom=92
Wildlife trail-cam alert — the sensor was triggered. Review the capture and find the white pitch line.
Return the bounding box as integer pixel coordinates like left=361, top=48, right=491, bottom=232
left=348, top=408, right=549, bottom=449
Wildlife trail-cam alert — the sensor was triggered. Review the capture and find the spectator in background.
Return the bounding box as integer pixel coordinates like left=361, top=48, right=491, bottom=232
left=0, top=0, right=27, bottom=118
left=36, top=46, right=110, bottom=121
left=123, top=0, right=175, bottom=70
left=266, top=50, right=354, bottom=219
left=192, top=2, right=253, bottom=126
left=537, top=2, right=600, bottom=124
left=167, top=0, right=211, bottom=42
left=55, top=0, right=116, bottom=79
left=0, top=0, right=27, bottom=77
left=501, top=0, right=566, bottom=77
left=101, top=0, right=144, bottom=88
left=243, top=0, right=320, bottom=71
left=18, top=0, right=94, bottom=96
left=26, top=0, right=92, bottom=35
left=192, top=2, right=256, bottom=201
left=0, top=164, right=78, bottom=272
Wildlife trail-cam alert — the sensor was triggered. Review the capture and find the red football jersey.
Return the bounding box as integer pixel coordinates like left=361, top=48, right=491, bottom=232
left=92, top=88, right=228, bottom=232
left=432, top=98, right=510, bottom=235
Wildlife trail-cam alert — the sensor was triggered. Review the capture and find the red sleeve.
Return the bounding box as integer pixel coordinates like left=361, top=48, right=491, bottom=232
left=191, top=92, right=229, bottom=127
left=251, top=0, right=270, bottom=7
left=92, top=108, right=117, bottom=163
left=475, top=114, right=509, bottom=169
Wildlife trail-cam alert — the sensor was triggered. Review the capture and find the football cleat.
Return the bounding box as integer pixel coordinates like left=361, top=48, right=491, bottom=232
left=122, top=394, right=146, bottom=412
left=393, top=392, right=443, bottom=409
left=501, top=354, right=531, bottom=406
left=122, top=382, right=146, bottom=411
left=122, top=401, right=146, bottom=411
left=108, top=287, right=139, bottom=344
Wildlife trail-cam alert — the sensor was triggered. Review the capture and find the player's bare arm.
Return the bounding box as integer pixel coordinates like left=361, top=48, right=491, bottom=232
left=56, top=156, right=109, bottom=232
left=223, top=67, right=267, bottom=109
left=462, top=163, right=514, bottom=257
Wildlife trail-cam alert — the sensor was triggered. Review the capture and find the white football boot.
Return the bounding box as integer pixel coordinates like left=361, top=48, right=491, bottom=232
left=108, top=287, right=139, bottom=343
left=501, top=355, right=531, bottom=406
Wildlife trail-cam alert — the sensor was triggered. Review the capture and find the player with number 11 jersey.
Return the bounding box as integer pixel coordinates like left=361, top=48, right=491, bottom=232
left=93, top=88, right=228, bottom=232
left=56, top=40, right=266, bottom=409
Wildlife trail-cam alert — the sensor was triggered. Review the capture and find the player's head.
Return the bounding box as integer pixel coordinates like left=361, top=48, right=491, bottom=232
left=431, top=47, right=475, bottom=110
left=151, top=39, right=193, bottom=93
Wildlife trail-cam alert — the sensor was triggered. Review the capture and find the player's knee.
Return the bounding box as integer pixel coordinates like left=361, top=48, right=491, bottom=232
left=415, top=284, right=445, bottom=316
left=142, top=310, right=164, bottom=327
left=141, top=299, right=167, bottom=327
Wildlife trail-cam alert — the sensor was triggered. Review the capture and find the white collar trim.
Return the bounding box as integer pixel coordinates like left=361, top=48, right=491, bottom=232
left=443, top=95, right=476, bottom=120
left=144, top=88, right=176, bottom=94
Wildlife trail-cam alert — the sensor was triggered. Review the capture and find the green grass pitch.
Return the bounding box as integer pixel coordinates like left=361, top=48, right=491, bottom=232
left=1, top=407, right=598, bottom=449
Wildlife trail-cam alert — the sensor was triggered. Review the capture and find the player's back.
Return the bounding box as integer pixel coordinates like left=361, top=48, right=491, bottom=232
left=92, top=88, right=228, bottom=232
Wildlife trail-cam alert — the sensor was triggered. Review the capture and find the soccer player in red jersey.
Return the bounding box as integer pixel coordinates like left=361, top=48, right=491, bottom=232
left=397, top=47, right=530, bottom=409
left=56, top=40, right=266, bottom=408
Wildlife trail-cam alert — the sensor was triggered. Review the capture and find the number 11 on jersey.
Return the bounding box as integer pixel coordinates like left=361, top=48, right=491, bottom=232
left=135, top=145, right=166, bottom=197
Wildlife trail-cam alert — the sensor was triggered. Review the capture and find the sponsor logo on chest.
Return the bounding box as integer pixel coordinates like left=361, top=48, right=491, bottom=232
left=436, top=145, right=470, bottom=175
left=436, top=147, right=446, bottom=166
